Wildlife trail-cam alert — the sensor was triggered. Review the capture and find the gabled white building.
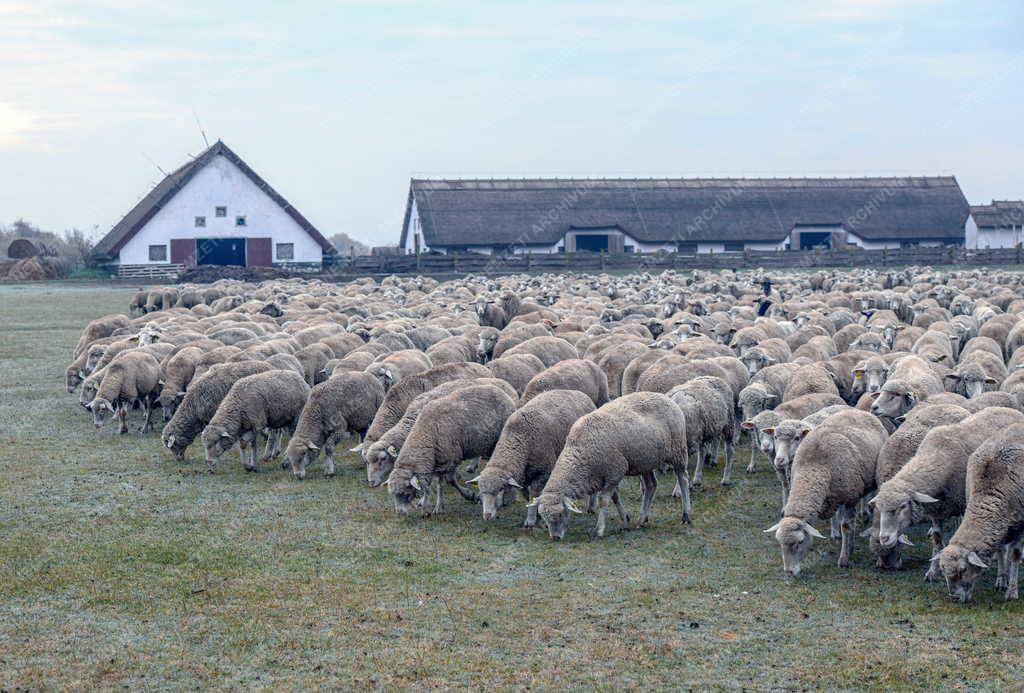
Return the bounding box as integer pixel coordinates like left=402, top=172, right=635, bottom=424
left=967, top=201, right=1024, bottom=248
left=93, top=140, right=333, bottom=275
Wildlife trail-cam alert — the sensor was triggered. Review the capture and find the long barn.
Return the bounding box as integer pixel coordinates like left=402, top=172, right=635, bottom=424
left=93, top=141, right=333, bottom=276
left=399, top=176, right=971, bottom=255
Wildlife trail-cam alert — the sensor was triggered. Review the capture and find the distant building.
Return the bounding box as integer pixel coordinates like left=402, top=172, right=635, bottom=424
left=93, top=140, right=333, bottom=274
left=967, top=201, right=1024, bottom=248
left=399, top=176, right=970, bottom=255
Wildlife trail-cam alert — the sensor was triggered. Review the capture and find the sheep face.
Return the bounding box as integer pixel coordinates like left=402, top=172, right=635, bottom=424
left=870, top=383, right=915, bottom=419
left=474, top=474, right=521, bottom=521
left=946, top=365, right=995, bottom=399
left=853, top=360, right=888, bottom=394
left=159, top=390, right=186, bottom=421
left=201, top=426, right=235, bottom=466
left=477, top=329, right=499, bottom=363
left=938, top=545, right=988, bottom=603
left=66, top=368, right=84, bottom=393
left=739, top=349, right=772, bottom=376
left=765, top=517, right=825, bottom=577
left=284, top=443, right=317, bottom=480
left=872, top=488, right=935, bottom=549
left=765, top=422, right=810, bottom=473
left=89, top=397, right=116, bottom=427
left=161, top=431, right=187, bottom=461
left=366, top=446, right=397, bottom=487
left=387, top=473, right=423, bottom=514
left=535, top=493, right=583, bottom=541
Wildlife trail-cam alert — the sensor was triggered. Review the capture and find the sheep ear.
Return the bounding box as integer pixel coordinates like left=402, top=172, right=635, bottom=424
left=507, top=477, right=523, bottom=489
left=802, top=522, right=827, bottom=540
left=350, top=442, right=364, bottom=452
left=177, top=391, right=187, bottom=397
left=853, top=369, right=865, bottom=379
left=525, top=497, right=540, bottom=508
left=165, top=435, right=175, bottom=449
left=409, top=476, right=422, bottom=492
left=985, top=376, right=998, bottom=384
left=944, top=373, right=961, bottom=381
left=307, top=442, right=319, bottom=451
left=894, top=415, right=907, bottom=424
left=741, top=420, right=755, bottom=430
left=866, top=496, right=878, bottom=506
left=967, top=551, right=988, bottom=569
left=563, top=498, right=585, bottom=515
left=763, top=521, right=782, bottom=534
left=761, top=427, right=775, bottom=436
left=386, top=445, right=398, bottom=457
left=799, top=427, right=812, bottom=439
left=898, top=534, right=915, bottom=546
left=104, top=400, right=116, bottom=412
left=870, top=391, right=881, bottom=400
left=764, top=394, right=777, bottom=402
left=466, top=475, right=481, bottom=486
left=911, top=491, right=939, bottom=504
left=220, top=431, right=232, bottom=438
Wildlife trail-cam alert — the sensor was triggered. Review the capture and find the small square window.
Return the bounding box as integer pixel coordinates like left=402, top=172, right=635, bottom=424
left=194, top=216, right=206, bottom=228
left=215, top=206, right=227, bottom=217
left=276, top=243, right=294, bottom=261
left=235, top=215, right=247, bottom=227
left=149, top=245, right=167, bottom=262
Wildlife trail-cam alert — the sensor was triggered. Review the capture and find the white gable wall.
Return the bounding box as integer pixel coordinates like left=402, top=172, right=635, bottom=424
left=118, top=154, right=323, bottom=264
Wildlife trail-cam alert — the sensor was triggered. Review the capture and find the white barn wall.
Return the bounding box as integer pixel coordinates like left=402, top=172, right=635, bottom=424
left=119, top=155, right=322, bottom=265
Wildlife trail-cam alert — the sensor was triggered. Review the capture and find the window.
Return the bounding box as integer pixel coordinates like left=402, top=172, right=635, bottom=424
left=149, top=245, right=167, bottom=262
left=623, top=245, right=635, bottom=253
left=276, top=243, right=294, bottom=261
left=215, top=206, right=227, bottom=217
left=235, top=215, right=247, bottom=227
left=724, top=241, right=745, bottom=252
left=194, top=216, right=206, bottom=227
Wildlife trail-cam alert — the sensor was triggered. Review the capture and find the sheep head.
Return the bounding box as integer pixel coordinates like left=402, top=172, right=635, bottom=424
left=764, top=517, right=826, bottom=577
left=938, top=544, right=988, bottom=603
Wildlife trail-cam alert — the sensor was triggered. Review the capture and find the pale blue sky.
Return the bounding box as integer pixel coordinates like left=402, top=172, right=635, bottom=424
left=0, top=0, right=1020, bottom=247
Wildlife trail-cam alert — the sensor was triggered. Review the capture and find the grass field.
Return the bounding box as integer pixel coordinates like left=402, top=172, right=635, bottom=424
left=2, top=282, right=1022, bottom=690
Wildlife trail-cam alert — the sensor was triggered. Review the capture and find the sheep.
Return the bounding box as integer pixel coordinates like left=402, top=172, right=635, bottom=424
left=491, top=323, right=553, bottom=359
left=868, top=355, right=945, bottom=419
left=191, top=345, right=243, bottom=380
left=871, top=407, right=1024, bottom=581
left=425, top=335, right=478, bottom=365
left=761, top=404, right=850, bottom=509
left=364, top=377, right=518, bottom=487
left=265, top=353, right=305, bottom=379
left=738, top=339, right=791, bottom=376
left=521, top=359, right=609, bottom=407
left=475, top=297, right=508, bottom=329
left=365, top=349, right=432, bottom=391
left=531, top=392, right=691, bottom=540
left=667, top=376, right=737, bottom=487
left=938, top=422, right=1024, bottom=602
left=361, top=361, right=491, bottom=456
left=470, top=389, right=597, bottom=525
left=484, top=353, right=547, bottom=396
left=792, top=335, right=838, bottom=363
left=65, top=335, right=119, bottom=392
left=73, top=314, right=131, bottom=358
left=868, top=403, right=971, bottom=569
left=781, top=364, right=840, bottom=402
left=386, top=384, right=517, bottom=515
left=295, top=342, right=335, bottom=386
left=322, top=351, right=377, bottom=378
left=283, top=372, right=386, bottom=479
left=88, top=351, right=161, bottom=434
left=851, top=355, right=889, bottom=395
left=161, top=361, right=274, bottom=460
left=501, top=335, right=578, bottom=368
left=944, top=351, right=1006, bottom=398
left=157, top=346, right=205, bottom=421
left=635, top=354, right=730, bottom=395
left=737, top=363, right=802, bottom=472
left=764, top=409, right=888, bottom=576
left=475, top=326, right=501, bottom=362
left=201, top=370, right=311, bottom=471
left=620, top=348, right=671, bottom=395
left=962, top=391, right=1023, bottom=413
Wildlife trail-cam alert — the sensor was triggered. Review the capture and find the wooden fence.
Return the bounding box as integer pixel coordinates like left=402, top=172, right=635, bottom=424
left=324, top=245, right=1024, bottom=276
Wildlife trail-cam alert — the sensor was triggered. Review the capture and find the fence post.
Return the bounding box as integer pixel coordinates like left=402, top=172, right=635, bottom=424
left=452, top=251, right=459, bottom=274
left=526, top=253, right=532, bottom=271
left=600, top=250, right=606, bottom=271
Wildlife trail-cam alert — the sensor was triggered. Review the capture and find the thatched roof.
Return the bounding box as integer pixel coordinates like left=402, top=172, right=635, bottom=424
left=93, top=140, right=333, bottom=261
left=401, top=176, right=969, bottom=248
left=971, top=201, right=1024, bottom=229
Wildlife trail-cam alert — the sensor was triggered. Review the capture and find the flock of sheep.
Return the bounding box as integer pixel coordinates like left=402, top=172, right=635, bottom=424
left=64, top=268, right=1024, bottom=604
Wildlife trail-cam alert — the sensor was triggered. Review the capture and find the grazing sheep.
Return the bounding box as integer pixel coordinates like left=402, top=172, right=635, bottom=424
left=521, top=359, right=609, bottom=407
left=781, top=364, right=840, bottom=402
left=871, top=407, right=1024, bottom=581
left=364, top=377, right=518, bottom=487
left=667, top=376, right=737, bottom=487
left=295, top=343, right=335, bottom=386
left=361, top=361, right=491, bottom=455
left=484, top=353, right=547, bottom=396
left=201, top=370, right=311, bottom=471
left=595, top=340, right=650, bottom=397
left=157, top=346, right=204, bottom=421
left=869, top=355, right=945, bottom=419
left=387, top=384, right=517, bottom=515
left=762, top=404, right=850, bottom=509
left=531, top=392, right=691, bottom=539
left=73, top=314, right=131, bottom=358
left=88, top=351, right=161, bottom=434
left=471, top=389, right=597, bottom=525
left=938, top=422, right=1024, bottom=602
left=620, top=348, right=671, bottom=396
left=764, top=409, right=888, bottom=576
left=366, top=349, right=432, bottom=391
left=283, top=372, right=386, bottom=479
left=502, top=335, right=578, bottom=368
left=161, top=361, right=274, bottom=460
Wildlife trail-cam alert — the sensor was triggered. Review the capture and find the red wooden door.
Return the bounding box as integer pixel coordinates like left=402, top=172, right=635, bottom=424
left=246, top=237, right=272, bottom=267
left=170, top=238, right=197, bottom=265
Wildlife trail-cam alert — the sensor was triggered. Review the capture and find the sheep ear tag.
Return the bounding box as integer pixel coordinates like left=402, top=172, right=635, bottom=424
left=409, top=476, right=422, bottom=491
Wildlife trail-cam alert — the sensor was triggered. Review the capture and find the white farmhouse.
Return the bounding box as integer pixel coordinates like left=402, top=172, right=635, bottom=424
left=966, top=201, right=1024, bottom=249
left=93, top=140, right=333, bottom=276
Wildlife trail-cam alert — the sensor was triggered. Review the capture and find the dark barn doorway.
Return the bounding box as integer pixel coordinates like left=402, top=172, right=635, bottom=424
left=574, top=234, right=610, bottom=252
left=799, top=232, right=832, bottom=250
left=196, top=238, right=246, bottom=266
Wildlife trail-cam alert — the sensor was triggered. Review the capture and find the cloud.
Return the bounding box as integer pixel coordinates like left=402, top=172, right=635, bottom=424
left=797, top=0, right=936, bottom=22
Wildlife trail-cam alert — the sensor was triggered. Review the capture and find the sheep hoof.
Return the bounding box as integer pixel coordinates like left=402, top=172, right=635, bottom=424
left=745, top=464, right=757, bottom=474
left=721, top=479, right=732, bottom=487
left=1005, top=588, right=1019, bottom=601
left=837, top=558, right=850, bottom=569
left=681, top=513, right=691, bottom=525
left=280, top=460, right=290, bottom=470
left=995, top=576, right=1008, bottom=590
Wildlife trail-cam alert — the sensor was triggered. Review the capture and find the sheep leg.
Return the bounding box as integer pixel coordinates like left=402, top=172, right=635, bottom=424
left=721, top=436, right=735, bottom=487
left=746, top=432, right=759, bottom=474
left=587, top=494, right=598, bottom=513
left=240, top=439, right=257, bottom=472
left=612, top=488, right=629, bottom=529
left=837, top=505, right=854, bottom=568
left=672, top=466, right=692, bottom=524
left=996, top=547, right=1010, bottom=591
left=450, top=475, right=478, bottom=502
left=118, top=405, right=128, bottom=435
left=524, top=488, right=538, bottom=528
left=775, top=466, right=790, bottom=513
left=924, top=521, right=944, bottom=582
left=433, top=477, right=444, bottom=515
left=262, top=429, right=281, bottom=461
left=691, top=446, right=704, bottom=489
left=707, top=439, right=720, bottom=468
left=140, top=398, right=154, bottom=433
left=830, top=514, right=842, bottom=540
left=594, top=493, right=610, bottom=537
left=637, top=471, right=657, bottom=527
left=1005, top=539, right=1023, bottom=600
